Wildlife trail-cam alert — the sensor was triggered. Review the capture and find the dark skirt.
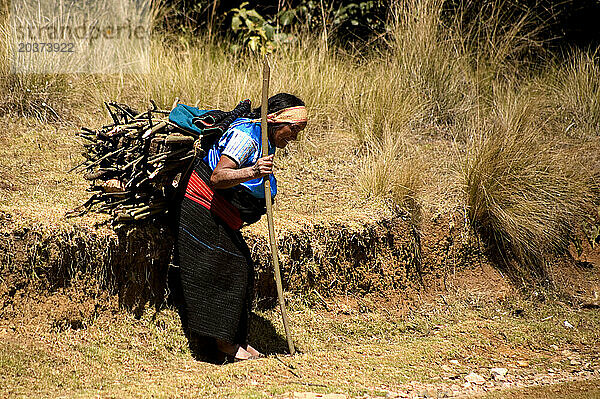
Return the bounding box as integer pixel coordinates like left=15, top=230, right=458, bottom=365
left=176, top=175, right=254, bottom=345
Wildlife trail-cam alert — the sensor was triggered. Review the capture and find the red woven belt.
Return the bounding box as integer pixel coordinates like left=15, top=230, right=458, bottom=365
left=184, top=170, right=243, bottom=230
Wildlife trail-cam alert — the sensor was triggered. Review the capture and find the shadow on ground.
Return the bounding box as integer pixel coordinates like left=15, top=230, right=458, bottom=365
left=247, top=312, right=289, bottom=355
left=166, top=265, right=288, bottom=363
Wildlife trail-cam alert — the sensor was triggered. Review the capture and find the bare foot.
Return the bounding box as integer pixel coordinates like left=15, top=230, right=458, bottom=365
left=243, top=344, right=264, bottom=358
left=216, top=339, right=253, bottom=360
left=233, top=346, right=253, bottom=360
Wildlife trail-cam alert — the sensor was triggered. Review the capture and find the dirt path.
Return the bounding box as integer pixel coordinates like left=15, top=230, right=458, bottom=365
left=1, top=283, right=599, bottom=398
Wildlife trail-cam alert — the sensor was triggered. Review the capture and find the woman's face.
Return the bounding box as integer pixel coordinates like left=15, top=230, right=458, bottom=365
left=271, top=121, right=307, bottom=148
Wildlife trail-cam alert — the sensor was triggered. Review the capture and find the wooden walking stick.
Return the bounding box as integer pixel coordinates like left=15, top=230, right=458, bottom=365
left=261, top=55, right=296, bottom=355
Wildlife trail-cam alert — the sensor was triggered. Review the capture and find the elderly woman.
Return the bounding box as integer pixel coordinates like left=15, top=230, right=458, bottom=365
left=177, top=93, right=307, bottom=362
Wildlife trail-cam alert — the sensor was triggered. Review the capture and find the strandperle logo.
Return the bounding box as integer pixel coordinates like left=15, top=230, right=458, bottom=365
left=13, top=20, right=149, bottom=42
left=9, top=0, right=151, bottom=74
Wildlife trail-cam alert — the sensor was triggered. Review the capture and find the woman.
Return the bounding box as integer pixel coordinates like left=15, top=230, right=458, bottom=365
left=177, top=93, right=307, bottom=362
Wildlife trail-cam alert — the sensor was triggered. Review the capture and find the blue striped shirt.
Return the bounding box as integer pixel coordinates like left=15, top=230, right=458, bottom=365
left=203, top=118, right=277, bottom=199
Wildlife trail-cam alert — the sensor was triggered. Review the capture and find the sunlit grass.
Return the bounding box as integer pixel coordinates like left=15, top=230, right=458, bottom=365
left=0, top=0, right=599, bottom=283
left=1, top=291, right=599, bottom=397
left=546, top=50, right=600, bottom=140
left=460, top=82, right=595, bottom=283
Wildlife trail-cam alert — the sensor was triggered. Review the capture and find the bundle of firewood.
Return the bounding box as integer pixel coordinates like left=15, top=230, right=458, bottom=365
left=71, top=101, right=201, bottom=224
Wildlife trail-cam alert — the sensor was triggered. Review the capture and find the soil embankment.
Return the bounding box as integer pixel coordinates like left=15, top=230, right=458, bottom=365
left=2, top=206, right=599, bottom=316
left=0, top=209, right=485, bottom=311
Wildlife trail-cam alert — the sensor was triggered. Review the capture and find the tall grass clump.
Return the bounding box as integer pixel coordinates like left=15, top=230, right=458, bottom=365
left=0, top=0, right=153, bottom=122
left=340, top=0, right=475, bottom=146
left=452, top=0, right=546, bottom=78
left=346, top=0, right=470, bottom=222
left=462, top=85, right=594, bottom=284
left=546, top=50, right=600, bottom=139
left=357, top=131, right=425, bottom=221
left=349, top=0, right=548, bottom=219
left=342, top=59, right=424, bottom=144
left=387, top=0, right=473, bottom=127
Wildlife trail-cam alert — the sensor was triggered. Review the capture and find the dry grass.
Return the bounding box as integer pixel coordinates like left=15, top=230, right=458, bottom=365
left=2, top=3, right=600, bottom=397
left=0, top=0, right=599, bottom=284
left=356, top=133, right=425, bottom=220
left=0, top=116, right=89, bottom=215
left=461, top=83, right=595, bottom=283
left=546, top=50, right=600, bottom=140
left=1, top=287, right=599, bottom=398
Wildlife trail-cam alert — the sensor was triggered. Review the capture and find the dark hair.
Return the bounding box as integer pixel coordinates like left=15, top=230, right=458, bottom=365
left=249, top=93, right=304, bottom=119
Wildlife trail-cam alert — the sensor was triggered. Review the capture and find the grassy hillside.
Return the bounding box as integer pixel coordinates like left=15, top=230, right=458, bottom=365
left=1, top=0, right=599, bottom=284
left=1, top=2, right=600, bottom=398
